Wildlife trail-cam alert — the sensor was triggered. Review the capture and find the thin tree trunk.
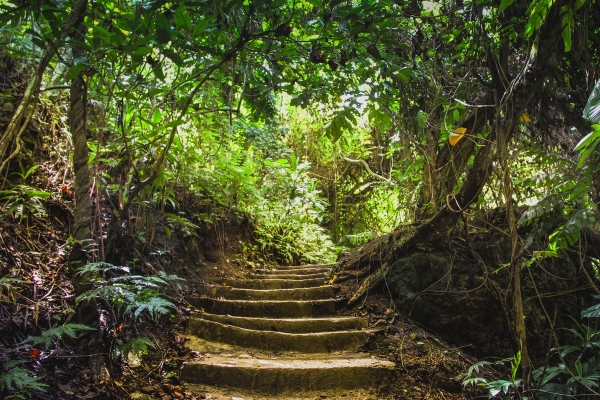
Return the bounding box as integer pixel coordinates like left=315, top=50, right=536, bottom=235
left=0, top=0, right=88, bottom=173
left=66, top=0, right=108, bottom=382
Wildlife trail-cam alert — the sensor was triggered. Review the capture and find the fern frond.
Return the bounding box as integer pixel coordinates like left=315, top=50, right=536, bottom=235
left=519, top=172, right=594, bottom=249
left=0, top=277, right=25, bottom=288
left=119, top=336, right=155, bottom=361
left=549, top=209, right=595, bottom=249
left=0, top=368, right=48, bottom=393
left=465, top=359, right=494, bottom=377
left=107, top=275, right=163, bottom=287
left=76, top=285, right=134, bottom=303
left=76, top=262, right=130, bottom=276
left=129, top=295, right=175, bottom=320
left=243, top=85, right=277, bottom=121
left=157, top=271, right=184, bottom=282
left=22, top=323, right=96, bottom=350
left=517, top=193, right=564, bottom=227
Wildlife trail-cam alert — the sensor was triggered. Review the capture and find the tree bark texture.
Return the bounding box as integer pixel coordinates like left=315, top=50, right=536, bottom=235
left=0, top=0, right=89, bottom=173
left=66, top=0, right=109, bottom=383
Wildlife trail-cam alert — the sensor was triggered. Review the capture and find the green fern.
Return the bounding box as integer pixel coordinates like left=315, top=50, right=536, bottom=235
left=22, top=323, right=96, bottom=350
left=243, top=85, right=277, bottom=121
left=339, top=231, right=374, bottom=247
left=117, top=336, right=155, bottom=361
left=0, top=361, right=48, bottom=399
left=76, top=262, right=179, bottom=321
left=548, top=209, right=595, bottom=250
left=462, top=354, right=523, bottom=397
left=518, top=172, right=593, bottom=250
left=0, top=276, right=25, bottom=305
left=76, top=261, right=131, bottom=275
left=129, top=291, right=175, bottom=319
left=0, top=185, right=51, bottom=221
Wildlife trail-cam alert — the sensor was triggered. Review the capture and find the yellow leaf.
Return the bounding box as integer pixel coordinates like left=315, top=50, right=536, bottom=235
left=449, top=127, right=467, bottom=146
left=520, top=113, right=532, bottom=123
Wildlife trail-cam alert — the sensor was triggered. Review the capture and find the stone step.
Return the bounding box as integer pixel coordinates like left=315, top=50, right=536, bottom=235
left=187, top=297, right=335, bottom=318
left=181, top=352, right=394, bottom=393
left=195, top=285, right=334, bottom=301
left=184, top=384, right=383, bottom=399
left=253, top=267, right=333, bottom=275
left=276, top=264, right=335, bottom=270
left=183, top=263, right=394, bottom=398
left=187, top=318, right=369, bottom=352
left=246, top=272, right=327, bottom=280
left=193, top=313, right=368, bottom=333
left=217, top=277, right=326, bottom=289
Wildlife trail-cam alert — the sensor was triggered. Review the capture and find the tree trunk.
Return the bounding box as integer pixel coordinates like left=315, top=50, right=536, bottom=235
left=66, top=0, right=108, bottom=382
left=0, top=0, right=89, bottom=173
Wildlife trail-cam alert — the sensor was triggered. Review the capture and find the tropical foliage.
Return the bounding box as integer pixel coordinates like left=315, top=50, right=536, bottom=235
left=0, top=0, right=599, bottom=397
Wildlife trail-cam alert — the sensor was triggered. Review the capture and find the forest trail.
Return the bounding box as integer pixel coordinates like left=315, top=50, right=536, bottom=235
left=180, top=264, right=395, bottom=399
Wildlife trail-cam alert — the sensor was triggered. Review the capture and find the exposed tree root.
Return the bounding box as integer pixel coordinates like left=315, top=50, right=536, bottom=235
left=348, top=263, right=390, bottom=305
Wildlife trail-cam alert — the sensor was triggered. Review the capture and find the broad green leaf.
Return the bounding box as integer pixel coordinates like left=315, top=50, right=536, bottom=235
left=174, top=6, right=192, bottom=31
left=132, top=46, right=153, bottom=56
left=498, top=0, right=515, bottom=12
left=152, top=108, right=161, bottom=124
left=323, top=107, right=357, bottom=142
left=163, top=49, right=184, bottom=67
left=561, top=5, right=574, bottom=52
left=66, top=63, right=87, bottom=79
left=164, top=119, right=185, bottom=128
left=574, top=129, right=600, bottom=151
left=148, top=88, right=164, bottom=97
left=193, top=18, right=211, bottom=35
left=24, top=190, right=51, bottom=199
left=583, top=79, right=600, bottom=123
left=525, top=0, right=553, bottom=38
left=88, top=22, right=112, bottom=38
left=153, top=64, right=165, bottom=81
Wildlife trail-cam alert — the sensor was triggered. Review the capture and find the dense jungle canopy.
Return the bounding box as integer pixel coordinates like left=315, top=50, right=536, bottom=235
left=1, top=0, right=600, bottom=398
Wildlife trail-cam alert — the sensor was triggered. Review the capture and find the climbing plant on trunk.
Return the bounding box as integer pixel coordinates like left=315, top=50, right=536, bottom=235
left=338, top=0, right=596, bottom=386
left=0, top=0, right=88, bottom=173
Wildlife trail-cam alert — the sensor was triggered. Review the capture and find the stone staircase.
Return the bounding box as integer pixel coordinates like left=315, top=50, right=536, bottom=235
left=182, top=264, right=394, bottom=399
